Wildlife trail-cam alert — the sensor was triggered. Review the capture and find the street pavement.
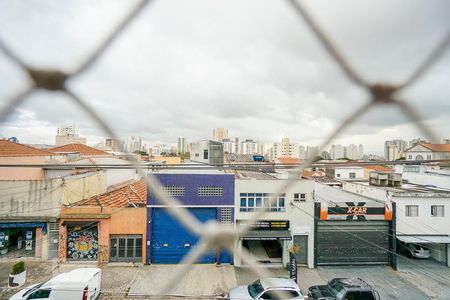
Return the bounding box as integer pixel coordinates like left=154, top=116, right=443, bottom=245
left=1, top=260, right=449, bottom=299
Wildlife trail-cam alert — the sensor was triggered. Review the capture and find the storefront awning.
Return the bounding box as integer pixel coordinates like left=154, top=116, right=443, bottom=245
left=240, top=230, right=292, bottom=241
left=0, top=222, right=47, bottom=234
left=397, top=235, right=450, bottom=244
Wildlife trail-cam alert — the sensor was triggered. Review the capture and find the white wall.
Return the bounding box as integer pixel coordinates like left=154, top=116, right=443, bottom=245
left=400, top=172, right=450, bottom=190
left=343, top=181, right=389, bottom=202
left=395, top=197, right=450, bottom=236
left=234, top=178, right=315, bottom=268
left=335, top=167, right=364, bottom=179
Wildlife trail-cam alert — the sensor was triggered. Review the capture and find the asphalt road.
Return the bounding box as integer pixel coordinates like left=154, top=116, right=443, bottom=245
left=1, top=259, right=449, bottom=299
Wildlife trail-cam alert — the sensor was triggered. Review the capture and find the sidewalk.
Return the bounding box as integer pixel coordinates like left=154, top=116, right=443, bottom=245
left=127, top=264, right=236, bottom=298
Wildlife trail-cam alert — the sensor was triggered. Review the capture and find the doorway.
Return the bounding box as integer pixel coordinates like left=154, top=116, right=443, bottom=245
left=110, top=235, right=142, bottom=262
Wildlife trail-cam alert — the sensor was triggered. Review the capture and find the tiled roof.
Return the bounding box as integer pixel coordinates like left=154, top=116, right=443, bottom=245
left=49, top=144, right=110, bottom=156
left=420, top=144, right=450, bottom=152
left=274, top=157, right=302, bottom=164
left=76, top=180, right=146, bottom=208
left=303, top=170, right=325, bottom=177
left=0, top=140, right=54, bottom=157
left=364, top=165, right=393, bottom=172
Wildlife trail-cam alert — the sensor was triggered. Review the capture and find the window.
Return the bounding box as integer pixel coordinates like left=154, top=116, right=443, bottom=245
left=431, top=205, right=444, bottom=217
left=293, top=193, right=306, bottom=202
left=405, top=205, right=418, bottom=217
left=349, top=172, right=356, bottom=179
left=239, top=193, right=286, bottom=212
left=203, top=149, right=209, bottom=159
left=408, top=155, right=412, bottom=159
left=336, top=173, right=341, bottom=178
left=163, top=186, right=185, bottom=196
left=28, top=289, right=51, bottom=299
left=259, top=290, right=300, bottom=299
left=427, top=154, right=432, bottom=160
left=220, top=208, right=232, bottom=224
left=198, top=186, right=224, bottom=196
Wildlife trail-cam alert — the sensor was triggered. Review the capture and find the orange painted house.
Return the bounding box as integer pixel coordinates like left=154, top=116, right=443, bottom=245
left=58, top=180, right=146, bottom=263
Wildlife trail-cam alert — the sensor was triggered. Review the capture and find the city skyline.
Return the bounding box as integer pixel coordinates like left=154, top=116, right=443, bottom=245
left=1, top=0, right=449, bottom=155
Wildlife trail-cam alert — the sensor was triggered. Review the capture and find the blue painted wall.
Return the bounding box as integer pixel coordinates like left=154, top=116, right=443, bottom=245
left=146, top=173, right=235, bottom=264
left=147, top=173, right=235, bottom=206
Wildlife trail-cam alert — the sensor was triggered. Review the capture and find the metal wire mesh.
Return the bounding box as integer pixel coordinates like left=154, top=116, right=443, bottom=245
left=0, top=0, right=449, bottom=298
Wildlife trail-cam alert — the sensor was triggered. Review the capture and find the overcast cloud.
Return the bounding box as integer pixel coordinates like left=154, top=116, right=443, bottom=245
left=0, top=0, right=449, bottom=154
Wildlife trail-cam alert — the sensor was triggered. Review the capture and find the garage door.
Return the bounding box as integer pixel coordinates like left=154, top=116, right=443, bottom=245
left=317, top=221, right=389, bottom=265
left=151, top=208, right=217, bottom=264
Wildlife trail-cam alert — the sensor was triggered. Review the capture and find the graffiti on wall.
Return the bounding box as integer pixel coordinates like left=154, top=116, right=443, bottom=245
left=67, top=230, right=98, bottom=260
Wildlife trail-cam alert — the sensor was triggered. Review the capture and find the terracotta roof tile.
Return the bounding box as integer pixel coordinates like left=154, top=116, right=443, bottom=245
left=49, top=144, right=110, bottom=156
left=364, top=165, right=393, bottom=172
left=0, top=140, right=54, bottom=157
left=76, top=180, right=146, bottom=208
left=303, top=170, right=325, bottom=177
left=420, top=144, right=450, bottom=152
left=274, top=157, right=302, bottom=164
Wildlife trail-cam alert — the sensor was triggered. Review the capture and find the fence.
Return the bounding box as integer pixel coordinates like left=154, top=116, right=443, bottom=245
left=0, top=0, right=449, bottom=298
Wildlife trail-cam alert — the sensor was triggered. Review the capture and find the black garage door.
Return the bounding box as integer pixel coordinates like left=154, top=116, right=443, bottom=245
left=317, top=221, right=389, bottom=265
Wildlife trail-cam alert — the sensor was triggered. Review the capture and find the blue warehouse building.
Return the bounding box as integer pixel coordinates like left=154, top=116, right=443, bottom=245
left=146, top=171, right=235, bottom=264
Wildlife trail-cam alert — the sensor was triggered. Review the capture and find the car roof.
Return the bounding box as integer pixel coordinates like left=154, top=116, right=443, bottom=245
left=332, top=278, right=372, bottom=289
left=259, top=277, right=299, bottom=290
left=42, top=268, right=101, bottom=288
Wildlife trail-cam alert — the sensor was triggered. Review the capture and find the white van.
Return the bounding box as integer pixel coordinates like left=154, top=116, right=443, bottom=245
left=10, top=268, right=101, bottom=300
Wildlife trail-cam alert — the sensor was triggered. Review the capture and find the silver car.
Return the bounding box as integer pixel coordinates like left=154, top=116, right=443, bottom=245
left=228, top=277, right=304, bottom=300
left=397, top=240, right=430, bottom=259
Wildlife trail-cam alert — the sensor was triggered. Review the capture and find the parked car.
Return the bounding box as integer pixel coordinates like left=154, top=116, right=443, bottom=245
left=228, top=277, right=304, bottom=299
left=9, top=268, right=101, bottom=300
left=308, top=278, right=379, bottom=300
left=397, top=240, right=430, bottom=259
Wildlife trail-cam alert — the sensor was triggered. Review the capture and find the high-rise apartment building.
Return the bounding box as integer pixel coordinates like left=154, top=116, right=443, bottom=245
left=330, top=144, right=345, bottom=160
left=104, top=138, right=123, bottom=151
left=346, top=144, right=359, bottom=160
left=125, top=135, right=142, bottom=153
left=306, top=146, right=319, bottom=160
left=242, top=139, right=258, bottom=155
left=298, top=145, right=306, bottom=160
left=409, top=138, right=429, bottom=148
left=273, top=138, right=299, bottom=159
left=222, top=138, right=235, bottom=154
left=55, top=123, right=86, bottom=146
left=234, top=137, right=241, bottom=154
left=384, top=140, right=407, bottom=160
left=213, top=128, right=228, bottom=142
left=358, top=144, right=364, bottom=159
left=177, top=137, right=187, bottom=155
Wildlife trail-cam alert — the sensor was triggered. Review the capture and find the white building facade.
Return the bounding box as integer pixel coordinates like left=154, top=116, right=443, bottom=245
left=343, top=180, right=450, bottom=267
left=406, top=144, right=450, bottom=161
left=234, top=175, right=315, bottom=268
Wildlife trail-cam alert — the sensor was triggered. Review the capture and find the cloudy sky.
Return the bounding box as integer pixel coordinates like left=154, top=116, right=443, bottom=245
left=0, top=0, right=449, bottom=154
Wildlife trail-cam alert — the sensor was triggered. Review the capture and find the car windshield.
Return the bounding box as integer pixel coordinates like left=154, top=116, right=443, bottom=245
left=22, top=283, right=44, bottom=297
left=248, top=280, right=264, bottom=299
left=328, top=280, right=346, bottom=298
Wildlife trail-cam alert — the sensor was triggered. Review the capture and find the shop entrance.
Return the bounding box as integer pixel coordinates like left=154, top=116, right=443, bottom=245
left=0, top=228, right=35, bottom=259
left=243, top=240, right=283, bottom=264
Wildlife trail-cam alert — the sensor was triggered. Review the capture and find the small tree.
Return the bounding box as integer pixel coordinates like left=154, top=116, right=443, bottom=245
left=12, top=261, right=25, bottom=275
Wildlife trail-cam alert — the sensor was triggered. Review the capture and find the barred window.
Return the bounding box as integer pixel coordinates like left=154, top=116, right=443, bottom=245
left=293, top=193, right=306, bottom=202
left=239, top=193, right=286, bottom=212
left=49, top=223, right=59, bottom=231
left=163, top=186, right=185, bottom=197
left=220, top=208, right=232, bottom=224
left=431, top=205, right=444, bottom=217
left=405, top=205, right=418, bottom=217
left=198, top=186, right=223, bottom=196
